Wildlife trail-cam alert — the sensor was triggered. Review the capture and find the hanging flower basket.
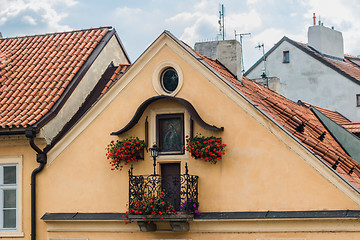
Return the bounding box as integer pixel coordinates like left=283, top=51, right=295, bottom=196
left=185, top=135, right=226, bottom=164
left=106, top=137, right=147, bottom=170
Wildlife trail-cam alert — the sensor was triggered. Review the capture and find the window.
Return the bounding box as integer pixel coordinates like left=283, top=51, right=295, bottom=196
left=357, top=94, right=360, bottom=107
left=0, top=156, right=22, bottom=237
left=152, top=61, right=183, bottom=96
left=161, top=68, right=179, bottom=93
left=156, top=113, right=184, bottom=155
left=0, top=164, right=17, bottom=230
left=283, top=51, right=290, bottom=63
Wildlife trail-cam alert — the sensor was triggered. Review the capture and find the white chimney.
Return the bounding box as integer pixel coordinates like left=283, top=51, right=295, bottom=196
left=308, top=25, right=344, bottom=60
left=194, top=40, right=242, bottom=80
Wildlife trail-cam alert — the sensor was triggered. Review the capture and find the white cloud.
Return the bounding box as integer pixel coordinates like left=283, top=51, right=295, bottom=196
left=0, top=0, right=77, bottom=32
left=226, top=9, right=263, bottom=36
left=22, top=15, right=36, bottom=25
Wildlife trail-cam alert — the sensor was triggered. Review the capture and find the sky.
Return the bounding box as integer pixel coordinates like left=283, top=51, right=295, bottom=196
left=1, top=0, right=360, bottom=72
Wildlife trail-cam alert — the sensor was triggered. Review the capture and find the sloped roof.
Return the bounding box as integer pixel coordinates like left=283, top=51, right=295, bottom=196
left=342, top=123, right=360, bottom=134
left=245, top=36, right=360, bottom=86
left=0, top=27, right=117, bottom=130
left=192, top=49, right=360, bottom=190
left=300, top=101, right=360, bottom=135
left=300, top=101, right=351, bottom=125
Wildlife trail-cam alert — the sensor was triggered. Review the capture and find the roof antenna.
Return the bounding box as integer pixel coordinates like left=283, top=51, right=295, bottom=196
left=235, top=31, right=251, bottom=74
left=255, top=43, right=268, bottom=87
left=218, top=4, right=225, bottom=41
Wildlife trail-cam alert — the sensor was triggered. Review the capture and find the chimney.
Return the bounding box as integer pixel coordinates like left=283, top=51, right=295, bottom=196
left=0, top=32, right=2, bottom=39
left=308, top=25, right=344, bottom=60
left=194, top=39, right=242, bottom=80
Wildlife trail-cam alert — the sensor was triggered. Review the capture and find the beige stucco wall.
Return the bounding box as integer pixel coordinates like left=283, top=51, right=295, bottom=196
left=4, top=34, right=360, bottom=239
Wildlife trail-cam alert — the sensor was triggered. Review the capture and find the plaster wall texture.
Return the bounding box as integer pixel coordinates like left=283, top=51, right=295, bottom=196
left=44, top=228, right=360, bottom=240
left=246, top=41, right=360, bottom=122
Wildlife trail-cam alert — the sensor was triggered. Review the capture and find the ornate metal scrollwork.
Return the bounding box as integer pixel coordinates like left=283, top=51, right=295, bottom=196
left=128, top=165, right=199, bottom=211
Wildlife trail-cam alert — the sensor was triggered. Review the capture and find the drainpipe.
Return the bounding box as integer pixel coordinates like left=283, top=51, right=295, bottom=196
left=25, top=128, right=47, bottom=240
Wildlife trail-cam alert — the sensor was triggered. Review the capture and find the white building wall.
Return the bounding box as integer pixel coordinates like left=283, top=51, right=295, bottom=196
left=246, top=41, right=360, bottom=122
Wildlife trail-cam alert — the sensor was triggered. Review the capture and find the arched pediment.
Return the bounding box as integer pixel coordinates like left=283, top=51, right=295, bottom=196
left=110, top=95, right=223, bottom=135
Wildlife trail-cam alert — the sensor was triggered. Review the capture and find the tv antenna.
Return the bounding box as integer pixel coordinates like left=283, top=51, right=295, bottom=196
left=218, top=4, right=225, bottom=40
left=255, top=43, right=268, bottom=87
left=235, top=31, right=251, bottom=74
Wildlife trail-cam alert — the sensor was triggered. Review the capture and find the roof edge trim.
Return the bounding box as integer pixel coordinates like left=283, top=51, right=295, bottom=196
left=41, top=210, right=360, bottom=221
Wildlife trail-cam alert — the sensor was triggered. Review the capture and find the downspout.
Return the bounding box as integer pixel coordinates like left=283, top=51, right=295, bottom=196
left=25, top=128, right=47, bottom=240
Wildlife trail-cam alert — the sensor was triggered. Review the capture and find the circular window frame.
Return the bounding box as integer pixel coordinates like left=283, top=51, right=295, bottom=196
left=152, top=61, right=183, bottom=96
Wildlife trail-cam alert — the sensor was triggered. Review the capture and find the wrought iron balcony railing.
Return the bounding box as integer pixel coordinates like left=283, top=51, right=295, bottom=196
left=128, top=164, right=199, bottom=213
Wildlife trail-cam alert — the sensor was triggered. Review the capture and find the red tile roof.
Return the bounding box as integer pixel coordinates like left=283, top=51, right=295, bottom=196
left=195, top=50, right=360, bottom=190
left=300, top=101, right=351, bottom=125
left=342, top=123, right=360, bottom=134
left=0, top=27, right=113, bottom=129
left=101, top=64, right=130, bottom=95
left=300, top=101, right=360, bottom=135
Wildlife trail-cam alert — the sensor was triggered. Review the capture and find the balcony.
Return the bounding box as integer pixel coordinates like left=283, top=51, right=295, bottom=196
left=128, top=164, right=199, bottom=232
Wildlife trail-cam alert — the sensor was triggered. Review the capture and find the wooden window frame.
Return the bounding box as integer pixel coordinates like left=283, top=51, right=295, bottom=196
left=156, top=113, right=185, bottom=155
left=283, top=51, right=290, bottom=63
left=357, top=94, right=360, bottom=107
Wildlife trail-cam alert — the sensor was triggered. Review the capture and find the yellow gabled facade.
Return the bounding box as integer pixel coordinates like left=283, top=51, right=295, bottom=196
left=2, top=31, right=360, bottom=240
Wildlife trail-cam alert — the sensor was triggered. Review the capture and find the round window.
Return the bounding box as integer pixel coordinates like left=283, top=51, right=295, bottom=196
left=161, top=68, right=179, bottom=93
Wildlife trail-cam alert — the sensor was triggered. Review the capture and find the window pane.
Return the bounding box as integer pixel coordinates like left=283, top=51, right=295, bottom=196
left=159, top=118, right=182, bottom=152
left=3, top=209, right=16, bottom=228
left=4, top=166, right=16, bottom=184
left=4, top=189, right=16, bottom=208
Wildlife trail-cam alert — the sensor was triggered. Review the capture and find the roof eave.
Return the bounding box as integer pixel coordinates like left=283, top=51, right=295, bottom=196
left=31, top=28, right=117, bottom=131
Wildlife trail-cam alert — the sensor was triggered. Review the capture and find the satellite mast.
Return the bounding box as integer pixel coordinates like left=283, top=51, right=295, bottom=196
left=235, top=31, right=251, bottom=74
left=218, top=4, right=225, bottom=40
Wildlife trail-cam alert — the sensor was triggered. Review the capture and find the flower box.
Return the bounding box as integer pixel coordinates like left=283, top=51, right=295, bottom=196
left=128, top=213, right=193, bottom=232
left=186, top=135, right=226, bottom=164
left=106, top=137, right=147, bottom=170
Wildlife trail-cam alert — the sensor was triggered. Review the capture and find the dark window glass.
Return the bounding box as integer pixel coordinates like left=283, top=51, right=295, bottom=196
left=4, top=190, right=16, bottom=208
left=157, top=114, right=184, bottom=154
left=3, top=209, right=16, bottom=228
left=4, top=166, right=16, bottom=184
left=357, top=94, right=360, bottom=107
left=161, top=68, right=178, bottom=93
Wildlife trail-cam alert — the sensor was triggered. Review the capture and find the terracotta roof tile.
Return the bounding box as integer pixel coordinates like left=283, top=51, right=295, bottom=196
left=0, top=27, right=112, bottom=129
left=300, top=101, right=360, bottom=135
left=300, top=101, right=352, bottom=125
left=342, top=123, right=360, bottom=133
left=100, top=64, right=130, bottom=95
left=195, top=51, right=360, bottom=190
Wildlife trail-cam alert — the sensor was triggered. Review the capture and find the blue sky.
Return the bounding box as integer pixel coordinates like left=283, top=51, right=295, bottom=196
left=1, top=0, right=360, bottom=71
